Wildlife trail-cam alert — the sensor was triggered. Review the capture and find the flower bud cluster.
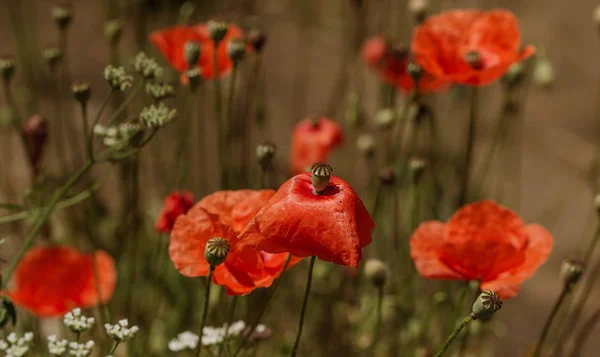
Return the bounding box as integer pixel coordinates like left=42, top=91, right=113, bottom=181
left=104, top=66, right=133, bottom=91
left=63, top=308, right=95, bottom=333
left=67, top=341, right=94, bottom=357
left=94, top=122, right=143, bottom=151
left=133, top=52, right=163, bottom=80
left=139, top=103, right=177, bottom=128
left=0, top=332, right=34, bottom=357
left=104, top=319, right=139, bottom=342
left=47, top=335, right=68, bottom=356
left=145, top=82, right=174, bottom=101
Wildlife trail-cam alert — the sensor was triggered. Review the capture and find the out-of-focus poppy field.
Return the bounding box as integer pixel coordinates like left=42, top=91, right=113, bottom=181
left=0, top=0, right=599, bottom=356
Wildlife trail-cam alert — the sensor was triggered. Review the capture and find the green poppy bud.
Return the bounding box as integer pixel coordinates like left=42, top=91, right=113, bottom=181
left=227, top=38, right=246, bottom=65
left=256, top=141, right=276, bottom=170
left=71, top=81, right=91, bottom=103
left=561, top=258, right=585, bottom=288
left=364, top=259, right=389, bottom=287
left=184, top=41, right=201, bottom=68
left=208, top=20, right=229, bottom=44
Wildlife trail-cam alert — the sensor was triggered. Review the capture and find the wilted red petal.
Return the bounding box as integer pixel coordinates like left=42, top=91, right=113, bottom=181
left=7, top=246, right=116, bottom=317
left=290, top=118, right=344, bottom=175
left=239, top=173, right=374, bottom=267
left=231, top=190, right=276, bottom=232
left=197, top=190, right=258, bottom=227
left=409, top=221, right=464, bottom=279
left=155, top=191, right=194, bottom=233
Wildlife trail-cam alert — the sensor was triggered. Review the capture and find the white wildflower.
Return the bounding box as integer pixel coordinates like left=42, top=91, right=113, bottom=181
left=63, top=308, right=95, bottom=333
left=168, top=331, right=199, bottom=352
left=104, top=65, right=133, bottom=91
left=68, top=341, right=94, bottom=357
left=139, top=103, right=177, bottom=128
left=105, top=319, right=139, bottom=341
left=0, top=331, right=34, bottom=357
left=47, top=335, right=69, bottom=356
left=226, top=321, right=246, bottom=336
left=133, top=52, right=163, bottom=80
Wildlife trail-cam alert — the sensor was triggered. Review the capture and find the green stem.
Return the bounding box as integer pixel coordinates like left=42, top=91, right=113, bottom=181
left=108, top=341, right=120, bottom=355
left=212, top=45, right=226, bottom=188
left=174, top=87, right=193, bottom=189
left=197, top=266, right=215, bottom=357
left=433, top=315, right=473, bottom=357
left=290, top=256, right=317, bottom=357
left=107, top=81, right=143, bottom=126
left=80, top=102, right=92, bottom=159
left=458, top=87, right=478, bottom=207
left=218, top=296, right=238, bottom=357
left=368, top=285, right=384, bottom=357
left=0, top=159, right=94, bottom=289
left=583, top=223, right=600, bottom=265
left=531, top=284, right=571, bottom=357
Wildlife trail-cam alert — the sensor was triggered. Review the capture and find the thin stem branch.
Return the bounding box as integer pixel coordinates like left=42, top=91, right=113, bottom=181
left=212, top=46, right=226, bottom=188
left=219, top=296, right=238, bottom=357
left=290, top=256, right=317, bottom=357
left=458, top=87, right=478, bottom=207
left=197, top=266, right=215, bottom=357
left=367, top=285, right=384, bottom=357
left=107, top=82, right=143, bottom=126
left=531, top=284, right=571, bottom=357
left=433, top=315, right=473, bottom=357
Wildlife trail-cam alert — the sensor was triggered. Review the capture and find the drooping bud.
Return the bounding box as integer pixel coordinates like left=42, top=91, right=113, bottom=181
left=71, top=81, right=91, bottom=103
left=379, top=167, right=396, bottom=186
left=185, top=67, right=201, bottom=91
left=183, top=41, right=201, bottom=68
left=205, top=237, right=230, bottom=267
left=374, top=108, right=396, bottom=130
left=227, top=38, right=246, bottom=65
left=23, top=115, right=48, bottom=174
left=310, top=162, right=333, bottom=194
left=104, top=19, right=123, bottom=46
left=208, top=20, right=229, bottom=44
left=0, top=56, right=16, bottom=83
left=356, top=133, right=375, bottom=158
left=247, top=28, right=266, bottom=53
left=133, top=52, right=163, bottom=80
left=408, top=0, right=428, bottom=23
left=43, top=46, right=62, bottom=69
left=471, top=290, right=502, bottom=321
left=364, top=259, right=389, bottom=287
left=256, top=141, right=276, bottom=170
left=561, top=258, right=585, bottom=288
left=465, top=51, right=483, bottom=70
left=0, top=297, right=16, bottom=328
left=408, top=157, right=427, bottom=184
left=52, top=3, right=73, bottom=31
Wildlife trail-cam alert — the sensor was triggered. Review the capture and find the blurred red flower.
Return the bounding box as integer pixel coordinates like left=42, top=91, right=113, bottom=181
left=362, top=36, right=446, bottom=93
left=290, top=117, right=343, bottom=175
left=238, top=172, right=375, bottom=268
left=170, top=190, right=300, bottom=295
left=150, top=23, right=244, bottom=79
left=409, top=200, right=553, bottom=299
left=155, top=191, right=194, bottom=233
left=411, top=9, right=535, bottom=86
left=6, top=246, right=116, bottom=317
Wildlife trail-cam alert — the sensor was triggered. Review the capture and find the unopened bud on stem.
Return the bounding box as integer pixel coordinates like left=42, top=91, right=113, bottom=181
left=227, top=38, right=246, bottom=65
left=184, top=41, right=200, bottom=68
left=72, top=81, right=91, bottom=103
left=104, top=19, right=123, bottom=46
left=52, top=3, right=73, bottom=31
left=0, top=56, right=16, bottom=83
left=256, top=142, right=276, bottom=170
left=208, top=20, right=229, bottom=44
left=561, top=258, right=585, bottom=288
left=364, top=259, right=389, bottom=287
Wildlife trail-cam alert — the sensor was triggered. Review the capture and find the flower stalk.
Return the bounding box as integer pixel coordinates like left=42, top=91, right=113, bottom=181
left=197, top=266, right=215, bottom=357
left=531, top=284, right=571, bottom=357
left=434, top=315, right=473, bottom=357
left=459, top=87, right=479, bottom=207
left=290, top=256, right=317, bottom=357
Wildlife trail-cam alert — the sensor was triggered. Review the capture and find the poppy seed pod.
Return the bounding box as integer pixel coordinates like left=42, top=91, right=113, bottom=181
left=104, top=20, right=123, bottom=46
left=183, top=41, right=201, bottom=68
left=311, top=162, right=333, bottom=194
left=52, top=4, right=73, bottom=31
left=0, top=57, right=16, bottom=82
left=407, top=61, right=423, bottom=86
left=205, top=237, right=230, bottom=267
left=247, top=29, right=266, bottom=52
left=208, top=20, right=229, bottom=44
left=465, top=51, right=483, bottom=70
left=227, top=38, right=246, bottom=65
left=71, top=81, right=91, bottom=103
left=256, top=142, right=276, bottom=170
left=561, top=259, right=585, bottom=288
left=43, top=47, right=62, bottom=69
left=471, top=290, right=502, bottom=321
left=364, top=259, right=389, bottom=287
left=408, top=0, right=428, bottom=23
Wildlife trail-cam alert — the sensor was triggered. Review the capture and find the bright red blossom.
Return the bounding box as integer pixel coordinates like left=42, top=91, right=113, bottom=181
left=150, top=23, right=244, bottom=79
left=170, top=190, right=300, bottom=296
left=239, top=173, right=375, bottom=268
left=155, top=191, right=194, bottom=233
left=409, top=200, right=553, bottom=299
left=7, top=246, right=117, bottom=317
left=362, top=36, right=446, bottom=93
left=411, top=9, right=535, bottom=86
left=290, top=117, right=343, bottom=175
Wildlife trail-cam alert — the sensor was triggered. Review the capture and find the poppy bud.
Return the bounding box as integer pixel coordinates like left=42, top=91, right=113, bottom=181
left=408, top=0, right=428, bottom=23
left=71, top=81, right=91, bottom=103
left=379, top=167, right=396, bottom=185
left=52, top=3, right=73, bottom=31
left=247, top=29, right=266, bottom=53
left=227, top=38, right=246, bottom=65
left=364, top=259, right=389, bottom=287
left=184, top=41, right=201, bottom=68
left=208, top=20, right=229, bottom=44
left=256, top=141, right=276, bottom=170
left=24, top=115, right=48, bottom=174
left=533, top=53, right=555, bottom=89
left=104, top=19, right=123, bottom=46
left=471, top=290, right=502, bottom=321
left=43, top=46, right=62, bottom=69
left=561, top=258, right=585, bottom=288
left=465, top=51, right=483, bottom=70
left=0, top=296, right=17, bottom=328
left=205, top=237, right=230, bottom=267
left=356, top=133, right=375, bottom=158
left=186, top=67, right=201, bottom=91
left=0, top=56, right=16, bottom=83
left=311, top=162, right=333, bottom=194
left=407, top=61, right=423, bottom=87
left=408, top=157, right=427, bottom=184
left=375, top=108, right=396, bottom=130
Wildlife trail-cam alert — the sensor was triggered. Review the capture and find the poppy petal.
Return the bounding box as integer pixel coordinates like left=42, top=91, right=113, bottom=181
left=150, top=26, right=203, bottom=72
left=409, top=221, right=465, bottom=279
left=198, top=190, right=257, bottom=227
left=231, top=190, right=276, bottom=232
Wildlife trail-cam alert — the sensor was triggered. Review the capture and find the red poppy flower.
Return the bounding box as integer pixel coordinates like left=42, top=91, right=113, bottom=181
left=409, top=200, right=553, bottom=299
left=155, top=191, right=194, bottom=233
left=411, top=9, right=535, bottom=86
left=150, top=23, right=244, bottom=79
left=6, top=246, right=117, bottom=317
left=290, top=117, right=343, bottom=175
left=170, top=190, right=300, bottom=295
left=362, top=36, right=446, bottom=93
left=238, top=172, right=375, bottom=268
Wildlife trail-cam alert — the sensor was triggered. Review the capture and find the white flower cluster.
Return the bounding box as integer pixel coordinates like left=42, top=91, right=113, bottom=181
left=186, top=320, right=266, bottom=347
left=0, top=332, right=34, bottom=357
left=168, top=331, right=199, bottom=352
left=133, top=52, right=163, bottom=80
left=145, top=82, right=174, bottom=101
left=67, top=341, right=94, bottom=357
left=47, top=335, right=69, bottom=356
left=104, top=65, right=133, bottom=91
left=104, top=319, right=139, bottom=341
left=63, top=308, right=95, bottom=333
left=139, top=103, right=177, bottom=128
left=93, top=122, right=143, bottom=151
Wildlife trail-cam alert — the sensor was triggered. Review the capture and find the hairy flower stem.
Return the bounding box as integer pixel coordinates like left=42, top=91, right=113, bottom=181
left=218, top=296, right=238, bottom=357
left=0, top=159, right=94, bottom=290
left=433, top=315, right=473, bottom=357
left=531, top=284, right=571, bottom=357
left=367, top=285, right=384, bottom=357
left=458, top=88, right=478, bottom=207
left=212, top=47, right=227, bottom=188
left=197, top=266, right=215, bottom=357
left=290, top=256, right=317, bottom=357
left=108, top=341, right=121, bottom=355
left=233, top=254, right=293, bottom=357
